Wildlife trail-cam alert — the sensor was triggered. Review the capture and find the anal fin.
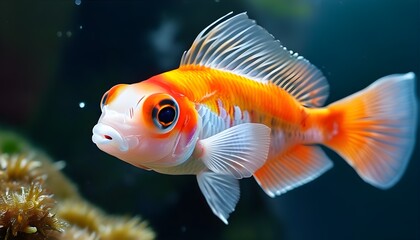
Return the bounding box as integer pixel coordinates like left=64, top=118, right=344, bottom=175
left=254, top=145, right=333, bottom=197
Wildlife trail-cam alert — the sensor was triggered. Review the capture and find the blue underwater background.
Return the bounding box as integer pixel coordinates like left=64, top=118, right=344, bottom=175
left=0, top=0, right=419, bottom=239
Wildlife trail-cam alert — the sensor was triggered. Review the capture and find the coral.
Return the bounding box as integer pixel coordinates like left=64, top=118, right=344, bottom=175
left=56, top=200, right=103, bottom=234
left=57, top=200, right=155, bottom=240
left=59, top=227, right=98, bottom=240
left=99, top=216, right=155, bottom=240
left=0, top=183, right=66, bottom=240
left=0, top=130, right=79, bottom=199
left=0, top=154, right=43, bottom=184
left=0, top=154, right=66, bottom=240
left=0, top=130, right=155, bottom=240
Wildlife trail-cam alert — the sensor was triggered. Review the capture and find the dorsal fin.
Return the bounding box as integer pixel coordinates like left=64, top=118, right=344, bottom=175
left=180, top=12, right=329, bottom=107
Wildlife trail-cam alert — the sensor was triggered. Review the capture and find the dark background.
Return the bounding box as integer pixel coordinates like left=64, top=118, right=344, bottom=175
left=0, top=0, right=419, bottom=239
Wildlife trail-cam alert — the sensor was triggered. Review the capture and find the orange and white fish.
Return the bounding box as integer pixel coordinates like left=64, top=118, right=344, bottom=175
left=92, top=12, right=418, bottom=223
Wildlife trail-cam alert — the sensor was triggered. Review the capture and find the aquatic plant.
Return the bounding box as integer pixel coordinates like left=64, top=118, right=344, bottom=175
left=0, top=130, right=155, bottom=240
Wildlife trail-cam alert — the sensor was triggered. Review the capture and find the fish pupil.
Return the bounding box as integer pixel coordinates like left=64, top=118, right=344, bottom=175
left=152, top=98, right=178, bottom=131
left=158, top=106, right=176, bottom=127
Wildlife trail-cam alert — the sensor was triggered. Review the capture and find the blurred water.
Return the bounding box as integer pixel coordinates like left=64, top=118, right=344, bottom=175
left=0, top=0, right=419, bottom=239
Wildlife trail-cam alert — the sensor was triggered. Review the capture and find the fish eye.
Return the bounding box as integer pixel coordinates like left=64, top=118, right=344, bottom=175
left=100, top=91, right=109, bottom=109
left=99, top=84, right=127, bottom=110
left=152, top=99, right=179, bottom=131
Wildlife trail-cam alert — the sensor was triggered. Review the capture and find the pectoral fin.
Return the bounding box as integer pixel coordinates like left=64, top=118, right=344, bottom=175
left=197, top=171, right=240, bottom=224
left=198, top=123, right=271, bottom=179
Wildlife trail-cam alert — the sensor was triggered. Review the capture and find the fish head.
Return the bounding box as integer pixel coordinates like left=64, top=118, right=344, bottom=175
left=92, top=80, right=200, bottom=169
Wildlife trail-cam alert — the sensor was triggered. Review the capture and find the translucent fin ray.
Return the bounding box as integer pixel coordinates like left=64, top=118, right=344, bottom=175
left=325, top=72, right=418, bottom=189
left=197, top=171, right=240, bottom=224
left=254, top=145, right=333, bottom=197
left=199, top=123, right=271, bottom=179
left=180, top=12, right=329, bottom=107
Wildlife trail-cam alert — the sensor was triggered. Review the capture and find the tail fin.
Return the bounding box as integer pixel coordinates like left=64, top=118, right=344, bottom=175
left=324, top=72, right=417, bottom=189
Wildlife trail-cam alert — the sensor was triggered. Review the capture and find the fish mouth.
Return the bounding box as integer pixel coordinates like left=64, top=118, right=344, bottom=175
left=92, top=123, right=129, bottom=152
